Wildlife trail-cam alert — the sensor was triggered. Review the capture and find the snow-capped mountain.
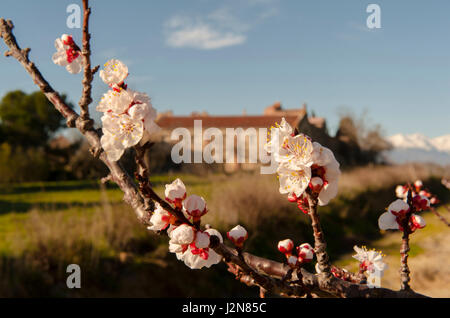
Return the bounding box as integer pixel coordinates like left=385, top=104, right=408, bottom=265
left=382, top=133, right=450, bottom=166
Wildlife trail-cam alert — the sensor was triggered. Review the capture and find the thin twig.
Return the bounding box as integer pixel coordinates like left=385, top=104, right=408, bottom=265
left=306, top=192, right=332, bottom=278
left=431, top=206, right=450, bottom=227
left=400, top=188, right=414, bottom=291
left=78, top=0, right=95, bottom=125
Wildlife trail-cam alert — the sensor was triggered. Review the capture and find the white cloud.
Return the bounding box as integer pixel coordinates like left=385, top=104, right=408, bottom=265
left=165, top=15, right=246, bottom=50
left=164, top=1, right=278, bottom=50
left=207, top=7, right=250, bottom=33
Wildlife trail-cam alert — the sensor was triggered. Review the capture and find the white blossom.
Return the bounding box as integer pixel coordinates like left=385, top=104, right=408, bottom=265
left=100, top=59, right=128, bottom=87
left=352, top=246, right=388, bottom=276
left=277, top=163, right=312, bottom=197
left=98, top=89, right=160, bottom=161
left=183, top=194, right=207, bottom=218
left=165, top=178, right=187, bottom=203
left=125, top=90, right=160, bottom=135
left=311, top=142, right=335, bottom=167
left=175, top=228, right=223, bottom=270
left=52, top=34, right=82, bottom=74
left=380, top=200, right=409, bottom=231
left=97, top=89, right=133, bottom=114
left=311, top=142, right=341, bottom=206
left=266, top=120, right=341, bottom=205
left=264, top=117, right=294, bottom=157
left=168, top=224, right=195, bottom=245
left=169, top=242, right=185, bottom=254
left=379, top=198, right=426, bottom=232
left=277, top=134, right=314, bottom=169
left=194, top=231, right=211, bottom=249
left=378, top=211, right=399, bottom=230
left=227, top=225, right=248, bottom=247
left=97, top=60, right=160, bottom=159
left=147, top=203, right=171, bottom=232
left=388, top=199, right=410, bottom=215
left=317, top=159, right=340, bottom=206
left=100, top=111, right=144, bottom=161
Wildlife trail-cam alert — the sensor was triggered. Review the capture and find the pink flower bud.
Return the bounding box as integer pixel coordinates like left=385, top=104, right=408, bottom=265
left=410, top=214, right=426, bottom=232
left=388, top=199, right=410, bottom=217
left=227, top=225, right=248, bottom=248
left=278, top=239, right=294, bottom=255
left=414, top=180, right=423, bottom=189
left=165, top=178, right=186, bottom=207
left=297, top=243, right=314, bottom=263
left=183, top=194, right=207, bottom=219
left=412, top=195, right=430, bottom=212
left=61, top=34, right=74, bottom=45
left=309, top=177, right=324, bottom=193
left=395, top=185, right=408, bottom=199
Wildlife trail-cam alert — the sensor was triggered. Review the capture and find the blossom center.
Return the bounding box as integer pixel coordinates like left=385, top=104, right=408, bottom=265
left=65, top=48, right=80, bottom=63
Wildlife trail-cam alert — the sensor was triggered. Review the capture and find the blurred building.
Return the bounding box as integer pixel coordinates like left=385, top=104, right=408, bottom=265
left=155, top=102, right=336, bottom=172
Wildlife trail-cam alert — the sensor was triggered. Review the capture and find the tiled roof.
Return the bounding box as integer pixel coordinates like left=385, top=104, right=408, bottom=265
left=156, top=115, right=300, bottom=129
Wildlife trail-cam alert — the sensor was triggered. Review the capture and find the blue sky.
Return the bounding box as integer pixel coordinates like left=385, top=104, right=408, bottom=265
left=0, top=0, right=449, bottom=138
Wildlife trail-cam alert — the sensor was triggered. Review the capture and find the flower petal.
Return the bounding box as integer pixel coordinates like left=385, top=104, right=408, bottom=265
left=378, top=211, right=399, bottom=230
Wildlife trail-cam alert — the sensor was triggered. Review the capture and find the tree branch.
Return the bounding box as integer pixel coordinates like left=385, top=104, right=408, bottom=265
left=78, top=0, right=96, bottom=126
left=431, top=206, right=450, bottom=227
left=399, top=188, right=414, bottom=291
left=306, top=192, right=332, bottom=278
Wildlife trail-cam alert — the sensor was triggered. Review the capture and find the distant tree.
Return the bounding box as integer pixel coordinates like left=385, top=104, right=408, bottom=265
left=336, top=108, right=391, bottom=164
left=0, top=90, right=72, bottom=148
left=336, top=116, right=359, bottom=145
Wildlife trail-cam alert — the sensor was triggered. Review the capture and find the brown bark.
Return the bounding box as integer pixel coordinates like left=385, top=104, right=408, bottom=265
left=306, top=192, right=332, bottom=278
left=78, top=0, right=98, bottom=124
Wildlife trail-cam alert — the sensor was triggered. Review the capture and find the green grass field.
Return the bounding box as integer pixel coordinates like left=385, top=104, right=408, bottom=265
left=0, top=175, right=213, bottom=256
left=0, top=168, right=448, bottom=297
